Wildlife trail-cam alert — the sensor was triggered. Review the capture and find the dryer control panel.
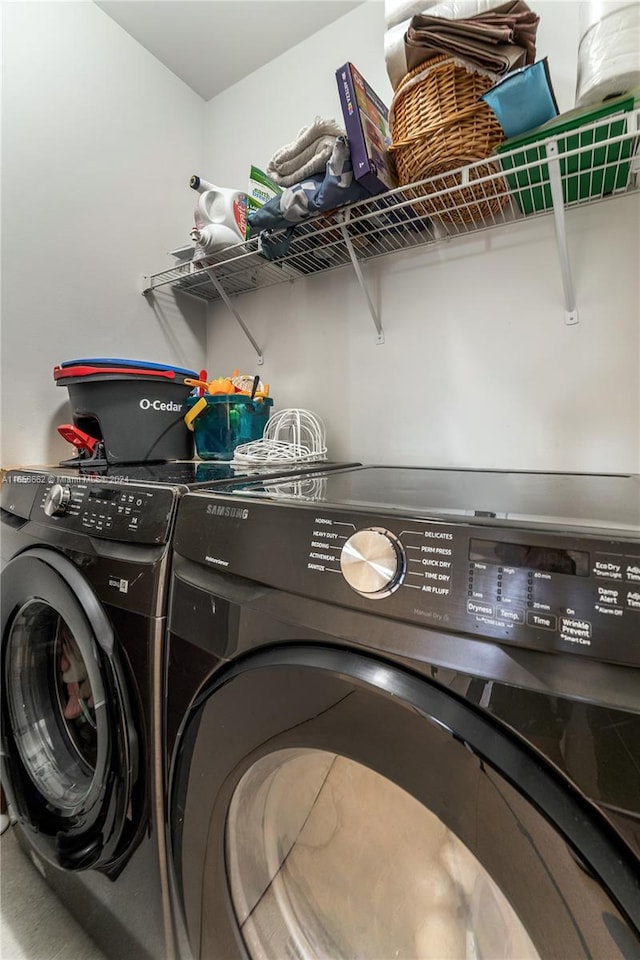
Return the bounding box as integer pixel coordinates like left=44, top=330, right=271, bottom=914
left=174, top=494, right=640, bottom=667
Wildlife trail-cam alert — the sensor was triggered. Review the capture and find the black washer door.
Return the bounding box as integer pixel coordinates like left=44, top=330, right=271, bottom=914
left=1, top=548, right=136, bottom=870
left=170, top=645, right=640, bottom=960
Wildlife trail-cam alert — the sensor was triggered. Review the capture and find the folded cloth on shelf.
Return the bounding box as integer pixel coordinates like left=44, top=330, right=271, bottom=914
left=406, top=0, right=539, bottom=77
left=385, top=0, right=535, bottom=90
left=266, top=117, right=346, bottom=187
left=251, top=136, right=370, bottom=259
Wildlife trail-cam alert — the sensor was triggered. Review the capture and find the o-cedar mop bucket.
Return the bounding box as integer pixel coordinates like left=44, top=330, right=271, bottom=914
left=54, top=358, right=197, bottom=463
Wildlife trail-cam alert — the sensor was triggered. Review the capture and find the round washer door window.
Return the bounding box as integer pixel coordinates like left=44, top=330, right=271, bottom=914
left=5, top=599, right=103, bottom=814
left=227, top=748, right=539, bottom=960
left=1, top=549, right=136, bottom=870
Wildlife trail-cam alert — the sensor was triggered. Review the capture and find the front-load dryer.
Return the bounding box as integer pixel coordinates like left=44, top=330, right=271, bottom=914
left=166, top=465, right=640, bottom=960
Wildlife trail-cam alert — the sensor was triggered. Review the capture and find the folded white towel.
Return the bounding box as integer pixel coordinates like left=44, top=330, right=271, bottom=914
left=267, top=117, right=345, bottom=187
left=271, top=134, right=337, bottom=177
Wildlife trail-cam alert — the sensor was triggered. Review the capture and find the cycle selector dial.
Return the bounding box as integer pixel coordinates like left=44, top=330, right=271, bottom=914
left=44, top=483, right=72, bottom=517
left=340, top=528, right=405, bottom=598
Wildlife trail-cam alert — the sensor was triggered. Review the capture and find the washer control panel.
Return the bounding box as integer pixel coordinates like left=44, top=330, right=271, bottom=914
left=40, top=480, right=175, bottom=543
left=43, top=483, right=72, bottom=517
left=0, top=472, right=176, bottom=544
left=175, top=495, right=640, bottom=666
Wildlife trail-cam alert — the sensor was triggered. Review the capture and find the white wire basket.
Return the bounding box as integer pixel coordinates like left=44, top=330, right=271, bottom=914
left=232, top=408, right=328, bottom=467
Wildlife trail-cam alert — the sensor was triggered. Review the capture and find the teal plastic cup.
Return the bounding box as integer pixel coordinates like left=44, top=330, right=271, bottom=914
left=186, top=394, right=273, bottom=460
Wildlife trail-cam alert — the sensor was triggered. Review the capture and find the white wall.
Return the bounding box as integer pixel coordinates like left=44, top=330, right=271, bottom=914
left=1, top=1, right=207, bottom=467
left=202, top=1, right=640, bottom=472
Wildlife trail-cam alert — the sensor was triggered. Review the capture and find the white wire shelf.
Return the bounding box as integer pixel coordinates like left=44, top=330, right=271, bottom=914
left=142, top=107, right=640, bottom=355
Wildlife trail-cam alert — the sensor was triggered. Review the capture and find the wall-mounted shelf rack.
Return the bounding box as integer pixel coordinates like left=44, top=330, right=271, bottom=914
left=142, top=108, right=639, bottom=360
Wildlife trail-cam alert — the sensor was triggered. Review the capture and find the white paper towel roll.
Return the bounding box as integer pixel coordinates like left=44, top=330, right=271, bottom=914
left=576, top=2, right=640, bottom=106
left=578, top=0, right=637, bottom=39
left=385, top=20, right=411, bottom=89
left=385, top=0, right=438, bottom=30
left=385, top=0, right=503, bottom=28
left=417, top=0, right=507, bottom=21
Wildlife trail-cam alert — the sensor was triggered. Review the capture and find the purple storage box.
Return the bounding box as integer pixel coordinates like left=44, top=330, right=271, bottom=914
left=336, top=62, right=398, bottom=196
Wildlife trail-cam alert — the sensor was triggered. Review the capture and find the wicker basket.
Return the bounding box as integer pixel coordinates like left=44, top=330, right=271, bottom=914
left=389, top=56, right=509, bottom=224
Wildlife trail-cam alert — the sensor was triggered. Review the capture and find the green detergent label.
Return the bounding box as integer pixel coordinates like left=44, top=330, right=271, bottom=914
left=246, top=165, right=281, bottom=238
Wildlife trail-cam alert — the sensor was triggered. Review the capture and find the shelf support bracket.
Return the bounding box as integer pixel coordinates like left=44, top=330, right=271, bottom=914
left=339, top=212, right=384, bottom=344
left=546, top=139, right=579, bottom=325
left=204, top=268, right=264, bottom=365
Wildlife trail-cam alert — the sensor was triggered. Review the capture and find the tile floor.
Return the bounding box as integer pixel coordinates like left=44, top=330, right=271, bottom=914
left=1, top=826, right=108, bottom=960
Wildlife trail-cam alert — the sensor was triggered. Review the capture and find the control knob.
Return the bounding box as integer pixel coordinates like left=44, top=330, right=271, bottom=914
left=340, top=528, right=404, bottom=598
left=44, top=483, right=72, bottom=517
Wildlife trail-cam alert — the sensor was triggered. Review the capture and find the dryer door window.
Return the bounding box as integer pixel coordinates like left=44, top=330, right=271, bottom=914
left=227, top=747, right=539, bottom=960
left=170, top=646, right=640, bottom=960
left=1, top=549, right=136, bottom=871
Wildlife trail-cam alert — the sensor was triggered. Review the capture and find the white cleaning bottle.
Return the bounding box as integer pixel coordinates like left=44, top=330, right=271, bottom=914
left=190, top=175, right=247, bottom=253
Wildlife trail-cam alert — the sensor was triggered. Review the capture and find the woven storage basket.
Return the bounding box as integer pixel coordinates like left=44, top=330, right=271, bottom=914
left=389, top=55, right=509, bottom=225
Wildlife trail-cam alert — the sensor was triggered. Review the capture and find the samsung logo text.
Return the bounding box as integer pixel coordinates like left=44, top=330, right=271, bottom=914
left=206, top=504, right=249, bottom=519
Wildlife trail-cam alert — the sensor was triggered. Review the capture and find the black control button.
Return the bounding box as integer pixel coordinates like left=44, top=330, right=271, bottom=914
left=626, top=559, right=640, bottom=583
left=496, top=606, right=524, bottom=624
left=593, top=554, right=624, bottom=581
left=526, top=611, right=557, bottom=631
left=467, top=600, right=494, bottom=617
left=625, top=589, right=640, bottom=610
left=560, top=617, right=592, bottom=639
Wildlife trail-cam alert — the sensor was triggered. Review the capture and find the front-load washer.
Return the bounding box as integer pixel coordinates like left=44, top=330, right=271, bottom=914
left=166, top=465, right=640, bottom=960
left=0, top=459, right=355, bottom=960
left=1, top=467, right=184, bottom=960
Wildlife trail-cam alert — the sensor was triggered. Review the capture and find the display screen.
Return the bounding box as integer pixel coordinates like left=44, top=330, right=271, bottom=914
left=87, top=487, right=121, bottom=502
left=469, top=539, right=590, bottom=576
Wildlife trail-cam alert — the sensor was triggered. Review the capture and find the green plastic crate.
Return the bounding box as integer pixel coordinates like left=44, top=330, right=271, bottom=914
left=496, top=93, right=636, bottom=215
